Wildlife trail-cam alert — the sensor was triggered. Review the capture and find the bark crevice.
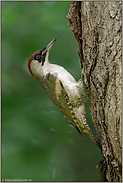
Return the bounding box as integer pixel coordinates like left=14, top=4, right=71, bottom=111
left=67, top=1, right=122, bottom=181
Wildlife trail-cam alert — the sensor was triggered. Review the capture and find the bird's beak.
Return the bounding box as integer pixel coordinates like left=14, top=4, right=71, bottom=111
left=42, top=37, right=57, bottom=55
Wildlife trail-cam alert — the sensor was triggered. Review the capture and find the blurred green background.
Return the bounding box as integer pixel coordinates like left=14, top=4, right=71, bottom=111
left=1, top=1, right=102, bottom=182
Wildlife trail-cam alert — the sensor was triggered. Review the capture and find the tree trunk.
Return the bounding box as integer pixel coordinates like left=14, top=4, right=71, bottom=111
left=67, top=1, right=122, bottom=182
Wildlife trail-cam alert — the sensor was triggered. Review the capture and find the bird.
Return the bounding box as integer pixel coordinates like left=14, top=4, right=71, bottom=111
left=28, top=37, right=101, bottom=149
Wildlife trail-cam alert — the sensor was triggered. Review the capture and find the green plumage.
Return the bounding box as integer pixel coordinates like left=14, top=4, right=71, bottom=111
left=40, top=72, right=101, bottom=149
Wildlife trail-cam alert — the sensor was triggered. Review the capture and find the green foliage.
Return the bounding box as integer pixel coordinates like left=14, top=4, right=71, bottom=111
left=2, top=1, right=101, bottom=181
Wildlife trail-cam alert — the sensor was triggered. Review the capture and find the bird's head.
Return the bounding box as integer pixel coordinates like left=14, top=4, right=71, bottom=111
left=28, top=37, right=57, bottom=78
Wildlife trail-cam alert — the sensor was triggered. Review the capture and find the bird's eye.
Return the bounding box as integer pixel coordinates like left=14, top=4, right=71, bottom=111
left=34, top=52, right=46, bottom=66
left=36, top=55, right=40, bottom=60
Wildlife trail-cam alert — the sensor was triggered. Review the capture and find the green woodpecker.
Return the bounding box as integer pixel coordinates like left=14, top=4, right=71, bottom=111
left=28, top=38, right=101, bottom=149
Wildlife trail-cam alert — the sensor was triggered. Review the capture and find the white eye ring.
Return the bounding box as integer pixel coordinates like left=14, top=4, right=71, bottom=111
left=36, top=55, right=40, bottom=60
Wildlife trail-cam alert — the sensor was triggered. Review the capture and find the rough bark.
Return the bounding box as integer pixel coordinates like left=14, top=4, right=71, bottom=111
left=67, top=1, right=122, bottom=182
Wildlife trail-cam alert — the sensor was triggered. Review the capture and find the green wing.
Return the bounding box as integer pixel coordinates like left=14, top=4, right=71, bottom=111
left=41, top=73, right=101, bottom=148
left=41, top=73, right=75, bottom=123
